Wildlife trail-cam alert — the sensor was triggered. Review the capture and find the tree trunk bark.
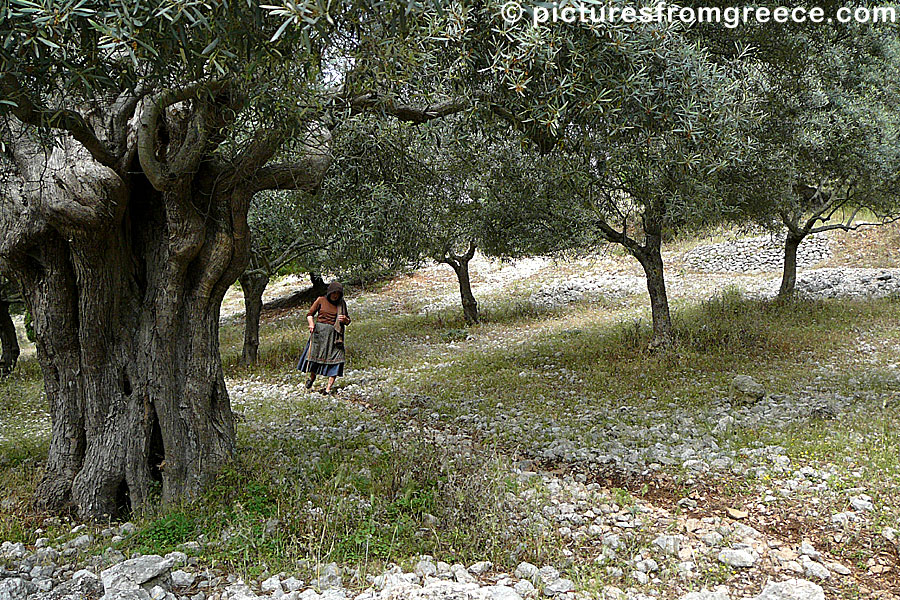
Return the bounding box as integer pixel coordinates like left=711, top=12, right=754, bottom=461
left=239, top=271, right=270, bottom=366
left=1, top=84, right=330, bottom=520
left=451, top=260, right=479, bottom=325
left=634, top=236, right=672, bottom=347
left=5, top=175, right=245, bottom=520
left=779, top=233, right=804, bottom=298
left=0, top=300, right=19, bottom=376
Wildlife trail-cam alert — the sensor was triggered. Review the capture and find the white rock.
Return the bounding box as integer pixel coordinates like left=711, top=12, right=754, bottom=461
left=513, top=580, right=536, bottom=598
left=484, top=585, right=523, bottom=600
left=752, top=579, right=824, bottom=600
left=101, top=555, right=175, bottom=595
left=314, top=563, right=342, bottom=590
left=0, top=542, right=26, bottom=559
left=801, top=557, right=830, bottom=580
left=536, top=566, right=559, bottom=586
left=0, top=578, right=35, bottom=600
left=414, top=560, right=437, bottom=578
left=717, top=548, right=757, bottom=568
left=223, top=583, right=259, bottom=600
left=849, top=495, right=874, bottom=512
left=652, top=534, right=681, bottom=555
left=468, top=561, right=492, bottom=575
left=67, top=534, right=94, bottom=549
left=514, top=563, right=538, bottom=581
left=798, top=541, right=819, bottom=559
left=283, top=577, right=304, bottom=592
left=678, top=588, right=730, bottom=600
left=542, top=578, right=574, bottom=596
left=171, top=570, right=195, bottom=588
left=451, top=564, right=476, bottom=584
left=262, top=575, right=284, bottom=593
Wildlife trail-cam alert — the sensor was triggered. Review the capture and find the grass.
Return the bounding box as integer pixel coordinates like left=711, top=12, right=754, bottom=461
left=3, top=264, right=900, bottom=591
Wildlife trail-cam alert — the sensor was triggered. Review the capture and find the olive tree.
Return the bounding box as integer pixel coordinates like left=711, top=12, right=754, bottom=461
left=754, top=28, right=900, bottom=297
left=683, top=6, right=900, bottom=297
left=0, top=0, right=459, bottom=518
left=239, top=190, right=335, bottom=366
left=449, top=5, right=758, bottom=345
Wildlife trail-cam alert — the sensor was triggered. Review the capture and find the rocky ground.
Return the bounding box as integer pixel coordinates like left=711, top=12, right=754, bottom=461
left=2, top=228, right=899, bottom=600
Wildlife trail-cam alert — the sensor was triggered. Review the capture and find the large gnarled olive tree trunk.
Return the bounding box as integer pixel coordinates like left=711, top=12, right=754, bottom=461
left=0, top=80, right=331, bottom=519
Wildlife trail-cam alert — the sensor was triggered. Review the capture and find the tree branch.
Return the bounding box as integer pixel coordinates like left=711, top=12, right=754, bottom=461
left=1, top=74, right=118, bottom=168
left=346, top=93, right=469, bottom=124
left=137, top=79, right=227, bottom=190
left=251, top=149, right=333, bottom=193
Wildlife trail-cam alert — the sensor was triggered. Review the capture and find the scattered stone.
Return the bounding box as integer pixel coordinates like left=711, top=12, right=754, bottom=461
left=222, top=583, right=258, bottom=600
left=801, top=557, right=830, bottom=581
left=542, top=578, right=574, bottom=596
left=679, top=588, right=730, bottom=600
left=752, top=579, right=824, bottom=600
left=731, top=375, right=766, bottom=401
left=484, top=585, right=523, bottom=600
left=652, top=534, right=681, bottom=555
left=171, top=570, right=195, bottom=588
left=514, top=563, right=539, bottom=582
left=849, top=495, right=874, bottom=512
left=0, top=578, right=35, bottom=600
left=261, top=575, right=282, bottom=593
left=468, top=561, right=492, bottom=575
left=100, top=555, right=175, bottom=597
left=314, top=563, right=342, bottom=590
left=717, top=548, right=757, bottom=568
left=414, top=560, right=437, bottom=579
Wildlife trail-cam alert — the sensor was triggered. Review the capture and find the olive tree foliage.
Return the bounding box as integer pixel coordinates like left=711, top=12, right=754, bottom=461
left=0, top=0, right=459, bottom=519
left=238, top=116, right=429, bottom=365
left=239, top=190, right=333, bottom=366
left=744, top=27, right=900, bottom=297
left=430, top=2, right=759, bottom=345
left=316, top=115, right=573, bottom=325
left=405, top=122, right=577, bottom=325
left=679, top=4, right=900, bottom=296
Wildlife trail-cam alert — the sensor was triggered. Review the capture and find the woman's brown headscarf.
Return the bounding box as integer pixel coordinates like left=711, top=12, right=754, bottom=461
left=326, top=281, right=344, bottom=303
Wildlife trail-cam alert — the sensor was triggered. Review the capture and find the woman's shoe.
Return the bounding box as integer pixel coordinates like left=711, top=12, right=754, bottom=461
left=321, top=387, right=334, bottom=396
left=305, top=376, right=314, bottom=389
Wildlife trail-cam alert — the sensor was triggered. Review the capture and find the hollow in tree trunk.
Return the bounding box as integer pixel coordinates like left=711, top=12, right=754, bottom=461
left=779, top=233, right=805, bottom=298
left=0, top=300, right=19, bottom=376
left=240, top=271, right=270, bottom=366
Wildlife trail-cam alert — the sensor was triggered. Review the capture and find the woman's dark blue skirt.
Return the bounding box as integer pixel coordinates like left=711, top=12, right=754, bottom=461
left=297, top=340, right=344, bottom=377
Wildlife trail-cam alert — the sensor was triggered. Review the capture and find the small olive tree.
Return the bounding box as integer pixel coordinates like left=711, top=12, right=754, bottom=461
left=456, top=8, right=758, bottom=345
left=750, top=27, right=900, bottom=297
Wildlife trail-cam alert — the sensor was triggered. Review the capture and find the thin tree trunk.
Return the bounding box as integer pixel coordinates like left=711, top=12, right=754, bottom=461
left=239, top=271, right=270, bottom=366
left=262, top=272, right=327, bottom=311
left=451, top=259, right=479, bottom=325
left=0, top=300, right=19, bottom=376
left=779, top=233, right=804, bottom=298
left=635, top=235, right=672, bottom=347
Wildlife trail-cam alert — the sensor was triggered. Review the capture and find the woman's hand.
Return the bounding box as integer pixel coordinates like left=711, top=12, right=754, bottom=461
left=338, top=315, right=349, bottom=324
left=308, top=322, right=315, bottom=333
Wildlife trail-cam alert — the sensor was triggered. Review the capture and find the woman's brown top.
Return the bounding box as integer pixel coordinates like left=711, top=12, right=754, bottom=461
left=307, top=296, right=351, bottom=326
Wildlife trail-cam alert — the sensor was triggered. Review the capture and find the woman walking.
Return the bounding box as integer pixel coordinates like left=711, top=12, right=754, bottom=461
left=297, top=281, right=351, bottom=394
